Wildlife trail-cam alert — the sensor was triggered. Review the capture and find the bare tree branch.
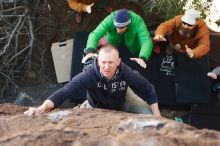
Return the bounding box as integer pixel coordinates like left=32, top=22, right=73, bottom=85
left=0, top=1, right=33, bottom=98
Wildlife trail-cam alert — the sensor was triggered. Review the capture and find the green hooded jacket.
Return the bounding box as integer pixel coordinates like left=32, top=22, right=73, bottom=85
left=86, top=10, right=153, bottom=60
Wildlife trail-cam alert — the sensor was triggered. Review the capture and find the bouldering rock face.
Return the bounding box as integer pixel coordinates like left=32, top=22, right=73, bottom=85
left=0, top=103, right=220, bottom=146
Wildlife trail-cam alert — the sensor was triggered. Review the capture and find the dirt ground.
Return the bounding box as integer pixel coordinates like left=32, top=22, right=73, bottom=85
left=0, top=104, right=220, bottom=146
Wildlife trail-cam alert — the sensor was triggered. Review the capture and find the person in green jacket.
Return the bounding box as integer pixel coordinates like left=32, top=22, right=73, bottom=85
left=83, top=9, right=153, bottom=68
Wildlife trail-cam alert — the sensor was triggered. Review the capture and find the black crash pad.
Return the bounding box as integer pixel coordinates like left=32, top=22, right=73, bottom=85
left=182, top=103, right=220, bottom=130
left=175, top=53, right=211, bottom=103
left=70, top=32, right=89, bottom=101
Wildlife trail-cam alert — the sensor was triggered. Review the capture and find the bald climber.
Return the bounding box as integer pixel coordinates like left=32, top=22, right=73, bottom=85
left=24, top=45, right=161, bottom=117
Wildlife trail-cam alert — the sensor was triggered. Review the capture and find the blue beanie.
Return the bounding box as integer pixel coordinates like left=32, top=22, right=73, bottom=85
left=114, top=9, right=131, bottom=28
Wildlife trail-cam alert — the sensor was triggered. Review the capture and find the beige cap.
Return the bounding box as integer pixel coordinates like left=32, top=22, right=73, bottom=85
left=181, top=9, right=200, bottom=25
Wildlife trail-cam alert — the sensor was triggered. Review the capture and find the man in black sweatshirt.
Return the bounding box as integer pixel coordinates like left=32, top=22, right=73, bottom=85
left=24, top=45, right=161, bottom=117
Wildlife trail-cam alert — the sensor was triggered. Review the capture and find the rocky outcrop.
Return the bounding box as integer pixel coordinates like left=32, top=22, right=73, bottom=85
left=0, top=103, right=220, bottom=146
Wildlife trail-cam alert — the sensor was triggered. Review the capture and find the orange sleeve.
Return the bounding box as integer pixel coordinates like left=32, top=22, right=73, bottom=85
left=155, top=16, right=182, bottom=37
left=68, top=0, right=88, bottom=12
left=193, top=32, right=210, bottom=58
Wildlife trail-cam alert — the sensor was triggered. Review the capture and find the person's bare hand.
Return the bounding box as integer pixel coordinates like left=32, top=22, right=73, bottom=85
left=24, top=107, right=44, bottom=116
left=130, top=58, right=147, bottom=68
left=81, top=53, right=97, bottom=63
left=185, top=45, right=194, bottom=58
left=207, top=72, right=217, bottom=79
left=86, top=3, right=94, bottom=13
left=153, top=35, right=166, bottom=42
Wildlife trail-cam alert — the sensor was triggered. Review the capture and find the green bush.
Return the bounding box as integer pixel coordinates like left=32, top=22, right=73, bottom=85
left=142, top=0, right=186, bottom=20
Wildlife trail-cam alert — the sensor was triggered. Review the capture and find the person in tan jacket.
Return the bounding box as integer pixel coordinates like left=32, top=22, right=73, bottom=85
left=67, top=0, right=112, bottom=23
left=153, top=9, right=210, bottom=59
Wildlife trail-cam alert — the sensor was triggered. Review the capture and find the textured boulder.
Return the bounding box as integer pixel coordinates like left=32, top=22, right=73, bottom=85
left=0, top=103, right=220, bottom=146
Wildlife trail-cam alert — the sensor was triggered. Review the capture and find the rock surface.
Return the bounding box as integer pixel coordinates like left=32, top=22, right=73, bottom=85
left=0, top=103, right=220, bottom=146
